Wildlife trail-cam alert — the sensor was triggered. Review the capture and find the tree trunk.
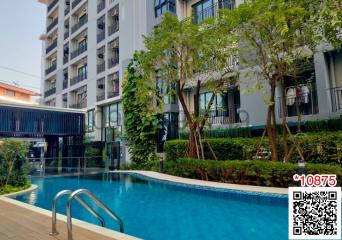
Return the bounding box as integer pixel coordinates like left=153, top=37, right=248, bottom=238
left=267, top=83, right=278, bottom=161
left=280, top=79, right=289, bottom=160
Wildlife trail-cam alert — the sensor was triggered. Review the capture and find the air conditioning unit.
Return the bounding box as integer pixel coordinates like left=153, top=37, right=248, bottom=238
left=97, top=53, right=104, bottom=59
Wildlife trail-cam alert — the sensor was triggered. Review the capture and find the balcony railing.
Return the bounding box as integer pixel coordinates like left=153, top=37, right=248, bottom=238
left=47, top=18, right=58, bottom=33
left=71, top=15, right=88, bottom=34
left=97, top=31, right=105, bottom=43
left=193, top=1, right=235, bottom=24
left=44, top=87, right=56, bottom=97
left=64, top=30, right=69, bottom=40
left=72, top=0, right=82, bottom=9
left=107, top=91, right=119, bottom=99
left=70, top=72, right=87, bottom=86
left=45, top=64, right=57, bottom=75
left=63, top=55, right=69, bottom=64
left=97, top=62, right=105, bottom=74
left=329, top=86, right=342, bottom=112
left=70, top=101, right=87, bottom=109
left=63, top=80, right=68, bottom=89
left=70, top=44, right=87, bottom=59
left=65, top=5, right=70, bottom=15
left=46, top=40, right=57, bottom=54
left=108, top=57, right=119, bottom=68
left=97, top=1, right=105, bottom=13
left=48, top=0, right=58, bottom=12
left=108, top=24, right=119, bottom=36
left=97, top=93, right=105, bottom=102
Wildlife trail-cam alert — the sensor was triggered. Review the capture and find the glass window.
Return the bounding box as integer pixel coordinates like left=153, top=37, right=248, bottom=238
left=155, top=0, right=176, bottom=17
left=192, top=0, right=214, bottom=24
left=86, top=109, right=94, bottom=132
left=5, top=89, right=15, bottom=96
left=110, top=103, right=118, bottom=127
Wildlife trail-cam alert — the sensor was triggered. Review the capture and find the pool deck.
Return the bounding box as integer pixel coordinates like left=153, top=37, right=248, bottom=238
left=120, top=170, right=289, bottom=195
left=0, top=187, right=140, bottom=240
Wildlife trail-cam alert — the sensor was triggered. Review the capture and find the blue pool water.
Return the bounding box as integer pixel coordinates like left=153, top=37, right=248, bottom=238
left=12, top=173, right=289, bottom=240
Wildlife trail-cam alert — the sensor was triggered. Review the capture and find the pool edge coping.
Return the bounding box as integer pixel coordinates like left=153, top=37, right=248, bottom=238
left=0, top=186, right=141, bottom=240
left=119, top=170, right=289, bottom=195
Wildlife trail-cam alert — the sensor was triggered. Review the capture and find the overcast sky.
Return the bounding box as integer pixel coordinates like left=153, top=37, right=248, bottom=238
left=0, top=0, right=46, bottom=93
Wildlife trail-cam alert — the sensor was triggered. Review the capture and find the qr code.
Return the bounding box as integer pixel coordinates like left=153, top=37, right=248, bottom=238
left=289, top=187, right=341, bottom=239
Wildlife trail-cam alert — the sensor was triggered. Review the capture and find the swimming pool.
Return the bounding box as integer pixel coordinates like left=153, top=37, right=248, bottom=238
left=12, top=173, right=288, bottom=240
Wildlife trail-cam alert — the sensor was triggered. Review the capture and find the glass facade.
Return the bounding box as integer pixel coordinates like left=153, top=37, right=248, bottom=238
left=86, top=109, right=94, bottom=132
left=101, top=102, right=122, bottom=142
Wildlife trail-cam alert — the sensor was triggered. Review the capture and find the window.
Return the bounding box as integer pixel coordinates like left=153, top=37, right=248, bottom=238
left=78, top=38, right=87, bottom=49
left=192, top=0, right=213, bottom=24
left=154, top=0, right=176, bottom=17
left=5, top=89, right=15, bottom=96
left=86, top=109, right=94, bottom=132
left=78, top=64, right=87, bottom=77
left=156, top=77, right=176, bottom=105
left=101, top=102, right=122, bottom=142
left=200, top=92, right=228, bottom=116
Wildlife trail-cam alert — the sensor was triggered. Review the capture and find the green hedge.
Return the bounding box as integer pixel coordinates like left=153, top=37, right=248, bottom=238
left=165, top=131, right=342, bottom=164
left=164, top=158, right=342, bottom=188
left=179, top=118, right=342, bottom=139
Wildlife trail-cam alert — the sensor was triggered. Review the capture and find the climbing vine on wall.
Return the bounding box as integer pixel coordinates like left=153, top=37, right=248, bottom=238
left=122, top=51, right=161, bottom=167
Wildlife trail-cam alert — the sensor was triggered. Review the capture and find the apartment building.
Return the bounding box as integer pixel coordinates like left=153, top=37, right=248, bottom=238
left=176, top=0, right=342, bottom=130
left=39, top=0, right=341, bottom=165
left=0, top=81, right=40, bottom=104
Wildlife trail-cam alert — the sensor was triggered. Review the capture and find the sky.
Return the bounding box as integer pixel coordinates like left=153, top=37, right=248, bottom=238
left=0, top=0, right=46, bottom=93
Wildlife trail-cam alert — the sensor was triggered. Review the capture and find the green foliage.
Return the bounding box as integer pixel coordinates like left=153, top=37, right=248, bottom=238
left=122, top=52, right=161, bottom=166
left=0, top=184, right=30, bottom=195
left=180, top=127, right=252, bottom=139
left=164, top=158, right=342, bottom=188
left=165, top=138, right=259, bottom=161
left=302, top=118, right=342, bottom=132
left=0, top=139, right=29, bottom=187
left=165, top=131, right=342, bottom=164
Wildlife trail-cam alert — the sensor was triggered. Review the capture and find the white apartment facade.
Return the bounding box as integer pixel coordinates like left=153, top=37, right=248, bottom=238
left=39, top=0, right=342, bottom=165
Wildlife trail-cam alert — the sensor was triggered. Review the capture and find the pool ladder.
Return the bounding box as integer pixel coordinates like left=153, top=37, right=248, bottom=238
left=50, top=189, right=124, bottom=240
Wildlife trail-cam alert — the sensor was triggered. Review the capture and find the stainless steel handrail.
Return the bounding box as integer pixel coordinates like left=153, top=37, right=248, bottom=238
left=67, top=189, right=124, bottom=240
left=50, top=190, right=105, bottom=236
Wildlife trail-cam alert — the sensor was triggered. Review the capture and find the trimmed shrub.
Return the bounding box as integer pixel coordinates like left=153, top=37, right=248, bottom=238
left=165, top=131, right=342, bottom=164
left=178, top=118, right=342, bottom=139
left=164, top=158, right=342, bottom=188
left=164, top=138, right=259, bottom=161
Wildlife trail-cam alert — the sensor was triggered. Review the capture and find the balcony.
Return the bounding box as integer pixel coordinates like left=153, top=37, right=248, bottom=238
left=64, top=31, right=69, bottom=40
left=107, top=91, right=119, bottom=99
left=329, top=86, right=342, bottom=112
left=97, top=1, right=105, bottom=13
left=193, top=1, right=235, bottom=24
left=108, top=24, right=119, bottom=36
left=277, top=92, right=317, bottom=118
left=47, top=18, right=58, bottom=33
left=63, top=55, right=69, bottom=64
left=45, top=64, right=57, bottom=75
left=63, top=80, right=68, bottom=89
left=46, top=40, right=57, bottom=54
left=70, top=72, right=87, bottom=86
left=71, top=15, right=88, bottom=34
left=65, top=5, right=70, bottom=15
left=70, top=44, right=87, bottom=59
left=108, top=57, right=119, bottom=68
left=97, top=62, right=105, bottom=74
left=70, top=101, right=87, bottom=109
left=97, top=93, right=105, bottom=102
left=72, top=0, right=82, bottom=9
left=44, top=87, right=56, bottom=97
left=97, top=31, right=105, bottom=43
left=47, top=0, right=58, bottom=12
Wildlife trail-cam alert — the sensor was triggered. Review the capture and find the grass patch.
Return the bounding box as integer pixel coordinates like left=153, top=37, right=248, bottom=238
left=0, top=184, right=31, bottom=195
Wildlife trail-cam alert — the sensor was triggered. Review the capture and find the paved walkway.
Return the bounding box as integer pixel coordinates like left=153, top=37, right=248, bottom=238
left=121, top=170, right=289, bottom=195
left=0, top=197, right=139, bottom=240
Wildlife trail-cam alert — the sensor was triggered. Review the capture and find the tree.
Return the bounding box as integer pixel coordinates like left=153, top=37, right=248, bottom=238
left=143, top=14, right=239, bottom=159
left=219, top=0, right=341, bottom=161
